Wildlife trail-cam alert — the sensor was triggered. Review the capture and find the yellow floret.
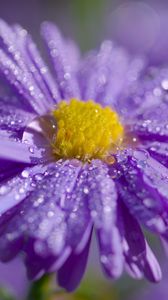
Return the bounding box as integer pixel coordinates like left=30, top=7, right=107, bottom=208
left=52, top=99, right=124, bottom=162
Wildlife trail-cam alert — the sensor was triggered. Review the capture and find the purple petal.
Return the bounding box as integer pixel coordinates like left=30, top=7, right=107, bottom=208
left=60, top=163, right=92, bottom=253
left=143, top=141, right=168, bottom=168
left=119, top=203, right=161, bottom=282
left=117, top=65, right=168, bottom=121
left=0, top=164, right=49, bottom=216
left=125, top=262, right=143, bottom=280
left=129, top=119, right=168, bottom=142
left=125, top=242, right=162, bottom=283
left=119, top=201, right=145, bottom=279
left=138, top=242, right=162, bottom=282
left=78, top=41, right=145, bottom=109
left=0, top=237, right=24, bottom=262
left=57, top=233, right=91, bottom=292
left=86, top=161, right=123, bottom=278
left=0, top=160, right=25, bottom=182
left=0, top=19, right=52, bottom=114
left=24, top=238, right=57, bottom=280
left=41, top=22, right=80, bottom=99
left=117, top=150, right=168, bottom=236
left=0, top=161, right=91, bottom=271
left=0, top=102, right=35, bottom=137
left=120, top=201, right=146, bottom=257
left=0, top=137, right=46, bottom=164
left=79, top=41, right=128, bottom=104
left=0, top=162, right=67, bottom=262
left=14, top=24, right=60, bottom=104
left=66, top=39, right=80, bottom=71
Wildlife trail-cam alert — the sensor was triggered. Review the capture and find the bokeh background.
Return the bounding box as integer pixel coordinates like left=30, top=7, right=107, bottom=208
left=0, top=0, right=168, bottom=299
left=0, top=0, right=114, bottom=51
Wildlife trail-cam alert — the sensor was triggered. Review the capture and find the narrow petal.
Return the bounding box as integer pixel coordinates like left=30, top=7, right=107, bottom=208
left=0, top=102, right=35, bottom=137
left=129, top=119, right=168, bottom=142
left=0, top=160, right=25, bottom=182
left=86, top=161, right=123, bottom=278
left=24, top=238, right=58, bottom=279
left=117, top=150, right=168, bottom=236
left=0, top=137, right=46, bottom=164
left=14, top=25, right=60, bottom=104
left=119, top=202, right=161, bottom=282
left=60, top=163, right=92, bottom=253
left=120, top=201, right=146, bottom=257
left=125, top=262, right=143, bottom=280
left=0, top=162, right=69, bottom=261
left=0, top=19, right=53, bottom=114
left=0, top=164, right=49, bottom=216
left=79, top=41, right=128, bottom=105
left=66, top=39, right=80, bottom=71
left=41, top=22, right=80, bottom=99
left=125, top=242, right=162, bottom=283
left=0, top=161, right=91, bottom=270
left=117, top=65, right=168, bottom=120
left=143, top=141, right=168, bottom=168
left=78, top=41, right=145, bottom=109
left=119, top=201, right=147, bottom=279
left=57, top=234, right=91, bottom=292
left=139, top=242, right=162, bottom=282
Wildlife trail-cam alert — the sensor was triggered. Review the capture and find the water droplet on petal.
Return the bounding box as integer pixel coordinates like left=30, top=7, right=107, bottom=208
left=34, top=174, right=43, bottom=181
left=83, top=187, right=89, bottom=194
left=29, top=147, right=34, bottom=154
left=0, top=185, right=9, bottom=195
left=21, top=170, right=29, bottom=178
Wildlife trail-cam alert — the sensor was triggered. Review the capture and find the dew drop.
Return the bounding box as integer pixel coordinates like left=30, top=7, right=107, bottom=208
left=34, top=174, right=43, bottom=181
left=19, top=187, right=25, bottom=194
left=47, top=211, right=55, bottom=218
left=91, top=210, right=97, bottom=218
left=33, top=195, right=44, bottom=207
left=83, top=187, right=89, bottom=194
left=100, top=255, right=108, bottom=264
left=162, top=80, right=168, bottom=90
left=29, top=147, right=34, bottom=154
left=21, top=170, right=29, bottom=178
left=143, top=198, right=155, bottom=208
left=64, top=73, right=71, bottom=80
left=0, top=185, right=9, bottom=195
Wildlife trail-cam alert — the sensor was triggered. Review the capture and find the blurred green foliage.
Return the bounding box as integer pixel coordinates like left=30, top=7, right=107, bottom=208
left=26, top=273, right=119, bottom=300
left=0, top=288, right=15, bottom=300
left=71, top=0, right=107, bottom=50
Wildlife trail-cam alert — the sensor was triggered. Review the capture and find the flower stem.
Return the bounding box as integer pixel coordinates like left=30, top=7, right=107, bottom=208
left=26, top=274, right=65, bottom=300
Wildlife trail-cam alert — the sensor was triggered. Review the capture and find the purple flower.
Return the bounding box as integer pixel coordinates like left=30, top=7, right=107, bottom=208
left=0, top=19, right=168, bottom=292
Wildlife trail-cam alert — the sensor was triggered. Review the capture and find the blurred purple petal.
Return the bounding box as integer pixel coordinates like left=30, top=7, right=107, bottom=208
left=57, top=233, right=91, bottom=292
left=41, top=22, right=80, bottom=99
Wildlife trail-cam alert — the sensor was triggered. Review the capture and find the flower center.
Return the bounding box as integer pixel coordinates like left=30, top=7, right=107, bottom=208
left=52, top=99, right=124, bottom=162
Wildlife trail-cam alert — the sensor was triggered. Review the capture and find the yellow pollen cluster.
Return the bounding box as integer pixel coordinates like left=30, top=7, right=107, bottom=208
left=52, top=99, right=124, bottom=162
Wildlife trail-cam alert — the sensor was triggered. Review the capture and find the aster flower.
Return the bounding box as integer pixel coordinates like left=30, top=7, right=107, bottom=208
left=0, top=19, right=168, bottom=292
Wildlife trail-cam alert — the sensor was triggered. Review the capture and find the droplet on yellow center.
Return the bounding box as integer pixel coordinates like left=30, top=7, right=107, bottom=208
left=52, top=99, right=124, bottom=162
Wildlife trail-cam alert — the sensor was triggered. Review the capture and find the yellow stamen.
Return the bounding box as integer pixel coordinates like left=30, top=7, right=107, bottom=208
left=52, top=99, right=124, bottom=162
